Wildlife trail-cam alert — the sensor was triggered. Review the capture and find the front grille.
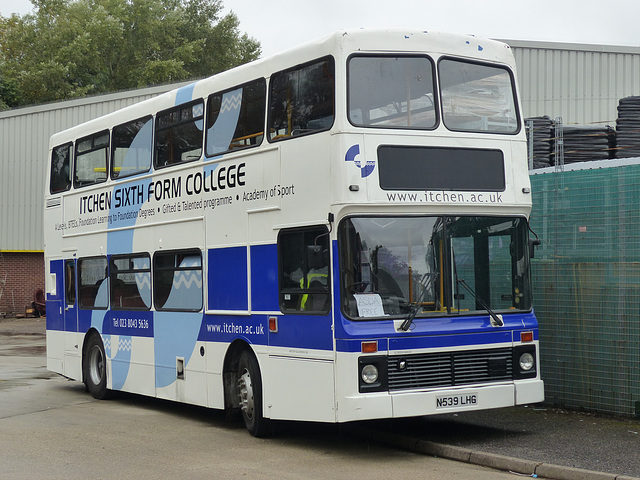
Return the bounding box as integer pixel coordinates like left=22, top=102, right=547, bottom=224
left=387, top=347, right=513, bottom=391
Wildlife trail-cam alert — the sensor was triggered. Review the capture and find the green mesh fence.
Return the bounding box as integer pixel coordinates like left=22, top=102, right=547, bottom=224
left=530, top=163, right=640, bottom=417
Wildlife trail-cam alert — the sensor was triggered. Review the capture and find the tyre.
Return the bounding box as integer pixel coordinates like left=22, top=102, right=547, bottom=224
left=84, top=333, right=110, bottom=399
left=237, top=350, right=271, bottom=437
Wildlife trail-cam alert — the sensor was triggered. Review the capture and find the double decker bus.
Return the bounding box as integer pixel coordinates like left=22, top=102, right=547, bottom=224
left=45, top=28, right=543, bottom=437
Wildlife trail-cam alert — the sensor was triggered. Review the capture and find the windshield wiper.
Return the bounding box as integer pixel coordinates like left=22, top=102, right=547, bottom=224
left=399, top=272, right=433, bottom=332
left=456, top=278, right=504, bottom=327
left=399, top=300, right=421, bottom=332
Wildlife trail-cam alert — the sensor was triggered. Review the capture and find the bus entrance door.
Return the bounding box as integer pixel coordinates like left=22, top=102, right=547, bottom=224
left=63, top=259, right=80, bottom=378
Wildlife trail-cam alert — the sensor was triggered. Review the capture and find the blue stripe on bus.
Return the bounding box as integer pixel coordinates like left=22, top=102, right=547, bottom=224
left=335, top=329, right=536, bottom=353
left=199, top=314, right=268, bottom=345
left=208, top=246, right=248, bottom=310
left=249, top=243, right=279, bottom=311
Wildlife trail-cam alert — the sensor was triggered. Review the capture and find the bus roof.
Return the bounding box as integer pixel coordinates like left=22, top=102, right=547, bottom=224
left=49, top=28, right=516, bottom=147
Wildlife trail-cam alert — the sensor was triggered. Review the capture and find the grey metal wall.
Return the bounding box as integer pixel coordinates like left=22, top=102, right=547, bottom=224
left=2, top=40, right=640, bottom=252
left=0, top=84, right=185, bottom=251
left=506, top=40, right=640, bottom=125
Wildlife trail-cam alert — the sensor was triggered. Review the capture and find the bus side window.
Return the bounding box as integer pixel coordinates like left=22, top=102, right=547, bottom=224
left=153, top=250, right=202, bottom=311
left=155, top=101, right=204, bottom=168
left=268, top=56, right=335, bottom=141
left=206, top=79, right=265, bottom=157
left=278, top=226, right=331, bottom=313
left=74, top=131, right=109, bottom=188
left=111, top=116, right=153, bottom=179
left=50, top=143, right=72, bottom=194
left=78, top=257, right=108, bottom=309
left=64, top=259, right=76, bottom=305
left=110, top=254, right=151, bottom=310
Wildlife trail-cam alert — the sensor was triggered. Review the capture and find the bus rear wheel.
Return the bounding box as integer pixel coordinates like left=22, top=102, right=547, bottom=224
left=84, top=334, right=110, bottom=399
left=237, top=350, right=271, bottom=437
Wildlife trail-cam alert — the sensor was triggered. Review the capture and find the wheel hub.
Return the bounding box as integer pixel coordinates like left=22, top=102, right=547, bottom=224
left=238, top=369, right=255, bottom=419
left=88, top=344, right=104, bottom=386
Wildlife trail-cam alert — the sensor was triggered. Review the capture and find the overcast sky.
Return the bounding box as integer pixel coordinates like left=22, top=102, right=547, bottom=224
left=2, top=0, right=640, bottom=58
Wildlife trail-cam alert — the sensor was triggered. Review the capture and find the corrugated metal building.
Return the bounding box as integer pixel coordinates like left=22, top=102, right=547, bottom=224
left=0, top=83, right=186, bottom=314
left=507, top=39, right=640, bottom=125
left=1, top=38, right=639, bottom=312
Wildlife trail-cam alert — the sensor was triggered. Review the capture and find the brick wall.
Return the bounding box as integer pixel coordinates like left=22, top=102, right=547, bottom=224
left=0, top=252, right=45, bottom=316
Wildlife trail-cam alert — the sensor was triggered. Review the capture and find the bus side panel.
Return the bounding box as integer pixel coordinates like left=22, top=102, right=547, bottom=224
left=263, top=354, right=336, bottom=422
left=154, top=311, right=207, bottom=406
left=205, top=340, right=228, bottom=409
left=115, top=336, right=156, bottom=398
left=105, top=309, right=156, bottom=398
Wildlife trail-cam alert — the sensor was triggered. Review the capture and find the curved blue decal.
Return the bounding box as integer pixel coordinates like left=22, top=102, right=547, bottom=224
left=104, top=335, right=133, bottom=390
left=154, top=312, right=202, bottom=388
left=345, top=144, right=375, bottom=178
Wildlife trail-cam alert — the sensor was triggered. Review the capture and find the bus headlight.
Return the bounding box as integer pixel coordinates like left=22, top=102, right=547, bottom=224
left=513, top=345, right=537, bottom=379
left=519, top=352, right=534, bottom=371
left=358, top=356, right=387, bottom=392
left=361, top=364, right=379, bottom=384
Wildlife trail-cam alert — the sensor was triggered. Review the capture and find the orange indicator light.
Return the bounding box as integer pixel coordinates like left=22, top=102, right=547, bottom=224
left=361, top=341, right=378, bottom=353
left=521, top=331, right=534, bottom=343
left=269, top=317, right=278, bottom=333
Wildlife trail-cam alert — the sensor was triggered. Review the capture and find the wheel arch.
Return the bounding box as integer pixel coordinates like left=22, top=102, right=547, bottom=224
left=222, top=339, right=255, bottom=410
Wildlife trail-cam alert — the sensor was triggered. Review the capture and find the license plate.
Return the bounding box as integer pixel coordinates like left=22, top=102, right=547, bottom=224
left=436, top=393, right=478, bottom=409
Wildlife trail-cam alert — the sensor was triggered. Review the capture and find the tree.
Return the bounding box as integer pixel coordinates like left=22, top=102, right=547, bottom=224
left=0, top=0, right=261, bottom=107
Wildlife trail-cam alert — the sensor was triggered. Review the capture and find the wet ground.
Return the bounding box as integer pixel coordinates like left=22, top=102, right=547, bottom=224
left=2, top=316, right=639, bottom=478
left=367, top=405, right=640, bottom=477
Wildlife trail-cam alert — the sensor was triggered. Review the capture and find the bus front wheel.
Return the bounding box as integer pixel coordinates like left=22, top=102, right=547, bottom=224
left=237, top=350, right=271, bottom=437
left=84, top=334, right=110, bottom=399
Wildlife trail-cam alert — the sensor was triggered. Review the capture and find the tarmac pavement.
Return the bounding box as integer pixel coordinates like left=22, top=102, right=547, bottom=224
left=2, top=316, right=639, bottom=480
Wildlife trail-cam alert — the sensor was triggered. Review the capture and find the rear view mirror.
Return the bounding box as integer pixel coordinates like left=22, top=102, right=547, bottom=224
left=529, top=238, right=541, bottom=259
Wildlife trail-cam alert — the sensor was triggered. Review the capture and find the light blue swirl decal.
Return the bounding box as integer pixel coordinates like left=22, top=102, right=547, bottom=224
left=154, top=312, right=202, bottom=388
left=207, top=88, right=242, bottom=156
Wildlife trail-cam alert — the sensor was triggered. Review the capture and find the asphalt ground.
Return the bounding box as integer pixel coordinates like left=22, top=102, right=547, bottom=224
left=2, top=316, right=639, bottom=480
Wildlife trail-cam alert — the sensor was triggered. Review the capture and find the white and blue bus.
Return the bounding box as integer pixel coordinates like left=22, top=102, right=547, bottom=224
left=45, top=28, right=543, bottom=436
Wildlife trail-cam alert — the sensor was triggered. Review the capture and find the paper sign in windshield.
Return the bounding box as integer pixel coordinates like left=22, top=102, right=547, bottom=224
left=354, top=293, right=386, bottom=318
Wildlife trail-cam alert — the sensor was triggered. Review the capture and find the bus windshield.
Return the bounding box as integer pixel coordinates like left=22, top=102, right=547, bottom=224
left=339, top=216, right=531, bottom=319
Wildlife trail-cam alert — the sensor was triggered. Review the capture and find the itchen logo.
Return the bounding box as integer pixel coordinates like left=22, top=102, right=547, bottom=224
left=345, top=144, right=375, bottom=178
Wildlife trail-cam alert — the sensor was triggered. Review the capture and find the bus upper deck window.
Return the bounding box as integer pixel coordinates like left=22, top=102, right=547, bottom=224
left=50, top=143, right=72, bottom=194
left=112, top=116, right=153, bottom=179
left=348, top=55, right=436, bottom=130
left=268, top=57, right=335, bottom=141
left=206, top=79, right=265, bottom=157
left=155, top=100, right=204, bottom=168
left=439, top=59, right=519, bottom=134
left=74, top=131, right=109, bottom=188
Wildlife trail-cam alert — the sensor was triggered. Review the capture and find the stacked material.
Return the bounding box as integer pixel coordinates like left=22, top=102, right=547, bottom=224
left=525, top=116, right=553, bottom=169
left=616, top=96, right=640, bottom=158
left=553, top=124, right=615, bottom=165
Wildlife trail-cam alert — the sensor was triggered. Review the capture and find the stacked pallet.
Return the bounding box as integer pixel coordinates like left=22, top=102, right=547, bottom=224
left=526, top=116, right=553, bottom=169
left=616, top=96, right=640, bottom=158
left=555, top=124, right=615, bottom=165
